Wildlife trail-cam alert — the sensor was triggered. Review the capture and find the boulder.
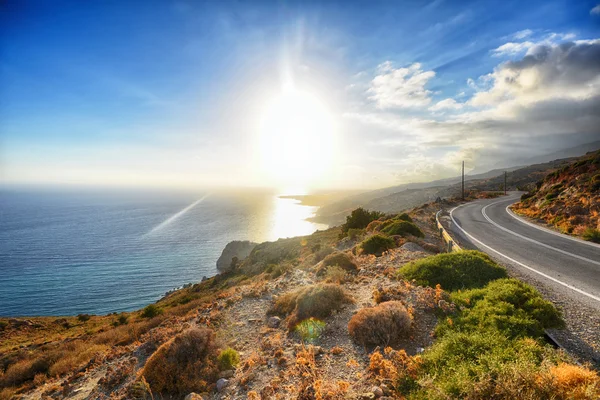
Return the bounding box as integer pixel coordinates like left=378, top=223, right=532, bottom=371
left=267, top=316, right=281, bottom=328
left=216, top=241, right=258, bottom=272
left=400, top=242, right=425, bottom=252
left=216, top=378, right=228, bottom=392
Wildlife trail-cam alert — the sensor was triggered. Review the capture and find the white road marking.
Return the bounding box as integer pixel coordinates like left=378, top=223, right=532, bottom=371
left=450, top=204, right=600, bottom=303
left=505, top=204, right=600, bottom=249
left=481, top=200, right=600, bottom=266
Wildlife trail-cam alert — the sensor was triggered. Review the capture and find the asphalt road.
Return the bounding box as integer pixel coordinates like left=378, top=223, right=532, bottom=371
left=450, top=192, right=600, bottom=310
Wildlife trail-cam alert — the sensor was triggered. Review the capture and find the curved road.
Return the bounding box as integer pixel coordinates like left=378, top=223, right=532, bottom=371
left=450, top=192, right=600, bottom=311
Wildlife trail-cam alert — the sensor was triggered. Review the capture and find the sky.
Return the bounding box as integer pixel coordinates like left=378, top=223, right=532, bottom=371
left=1, top=0, right=600, bottom=191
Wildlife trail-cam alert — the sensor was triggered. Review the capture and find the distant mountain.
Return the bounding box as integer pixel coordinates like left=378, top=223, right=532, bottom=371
left=524, top=140, right=600, bottom=165
left=470, top=140, right=600, bottom=175
left=312, top=154, right=586, bottom=226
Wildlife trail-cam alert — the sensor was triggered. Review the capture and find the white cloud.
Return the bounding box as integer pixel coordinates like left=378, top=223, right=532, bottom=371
left=429, top=98, right=464, bottom=111
left=344, top=38, right=600, bottom=185
left=492, top=32, right=577, bottom=58
left=492, top=41, right=534, bottom=56
left=492, top=42, right=535, bottom=57
left=592, top=5, right=600, bottom=15
left=472, top=40, right=600, bottom=108
left=513, top=29, right=533, bottom=39
left=368, top=62, right=435, bottom=108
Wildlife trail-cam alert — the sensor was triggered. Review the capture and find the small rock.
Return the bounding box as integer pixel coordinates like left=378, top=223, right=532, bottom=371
left=372, top=387, right=384, bottom=397
left=360, top=393, right=376, bottom=400
left=216, top=378, right=228, bottom=392
left=267, top=316, right=281, bottom=328
left=184, top=393, right=204, bottom=400
left=248, top=318, right=261, bottom=323
left=218, top=370, right=235, bottom=379
left=380, top=383, right=391, bottom=395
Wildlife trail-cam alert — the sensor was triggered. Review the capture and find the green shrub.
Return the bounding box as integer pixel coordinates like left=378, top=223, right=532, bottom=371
left=360, top=234, right=396, bottom=256
left=217, top=347, right=240, bottom=370
left=320, top=251, right=358, bottom=274
left=347, top=228, right=364, bottom=239
left=313, top=246, right=335, bottom=263
left=439, top=279, right=564, bottom=339
left=341, top=208, right=384, bottom=236
left=582, top=227, right=600, bottom=243
left=295, top=318, right=326, bottom=343
left=142, top=327, right=218, bottom=395
left=113, top=313, right=129, bottom=326
left=0, top=321, right=8, bottom=331
left=397, top=251, right=507, bottom=291
left=545, top=192, right=558, bottom=201
left=409, top=331, right=558, bottom=399
left=265, top=262, right=292, bottom=278
left=76, top=314, right=91, bottom=322
left=381, top=221, right=424, bottom=238
left=348, top=301, right=412, bottom=347
left=141, top=304, right=163, bottom=319
left=268, top=284, right=353, bottom=330
left=323, top=265, right=349, bottom=284
left=396, top=213, right=413, bottom=223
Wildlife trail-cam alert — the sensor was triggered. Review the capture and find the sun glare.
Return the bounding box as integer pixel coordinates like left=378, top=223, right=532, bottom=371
left=258, top=88, right=336, bottom=190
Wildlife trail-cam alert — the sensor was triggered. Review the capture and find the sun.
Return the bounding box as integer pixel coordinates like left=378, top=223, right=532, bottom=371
left=258, top=88, right=336, bottom=191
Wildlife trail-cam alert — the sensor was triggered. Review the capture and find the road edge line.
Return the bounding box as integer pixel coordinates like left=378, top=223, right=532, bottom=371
left=481, top=201, right=600, bottom=267
left=450, top=205, right=600, bottom=303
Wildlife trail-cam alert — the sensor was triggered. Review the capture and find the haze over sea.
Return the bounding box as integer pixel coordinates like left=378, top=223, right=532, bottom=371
left=0, top=188, right=327, bottom=317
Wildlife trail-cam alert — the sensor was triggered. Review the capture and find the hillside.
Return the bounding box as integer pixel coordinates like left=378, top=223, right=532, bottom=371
left=1, top=202, right=599, bottom=400
left=513, top=150, right=600, bottom=242
left=313, top=156, right=580, bottom=226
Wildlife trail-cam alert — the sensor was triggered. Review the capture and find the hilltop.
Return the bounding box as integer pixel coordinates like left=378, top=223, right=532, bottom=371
left=1, top=199, right=599, bottom=400
left=513, top=150, right=600, bottom=242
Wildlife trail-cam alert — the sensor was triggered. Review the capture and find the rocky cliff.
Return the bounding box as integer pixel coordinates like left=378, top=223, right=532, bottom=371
left=216, top=240, right=258, bottom=272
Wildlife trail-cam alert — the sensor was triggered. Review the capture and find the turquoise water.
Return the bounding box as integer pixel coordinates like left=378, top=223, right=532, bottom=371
left=0, top=188, right=327, bottom=316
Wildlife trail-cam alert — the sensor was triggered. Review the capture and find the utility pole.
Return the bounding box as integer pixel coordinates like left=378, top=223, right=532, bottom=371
left=504, top=171, right=507, bottom=195
left=461, top=161, right=465, bottom=200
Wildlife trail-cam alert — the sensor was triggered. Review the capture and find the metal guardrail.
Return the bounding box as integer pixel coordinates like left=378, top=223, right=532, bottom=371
left=436, top=210, right=462, bottom=253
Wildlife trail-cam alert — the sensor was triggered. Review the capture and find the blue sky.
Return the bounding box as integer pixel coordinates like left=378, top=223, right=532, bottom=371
left=1, top=0, right=600, bottom=190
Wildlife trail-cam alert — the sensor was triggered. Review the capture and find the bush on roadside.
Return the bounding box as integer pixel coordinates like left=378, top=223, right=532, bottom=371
left=439, top=278, right=564, bottom=339
left=582, top=227, right=600, bottom=243
left=348, top=301, right=412, bottom=347
left=268, top=284, right=353, bottom=330
left=217, top=347, right=240, bottom=371
left=397, top=250, right=507, bottom=291
left=381, top=221, right=424, bottom=238
left=360, top=234, right=396, bottom=256
left=142, top=327, right=218, bottom=395
left=408, top=331, right=560, bottom=399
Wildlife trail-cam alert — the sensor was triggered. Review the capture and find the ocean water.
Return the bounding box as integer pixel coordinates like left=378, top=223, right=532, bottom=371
left=0, top=188, right=327, bottom=316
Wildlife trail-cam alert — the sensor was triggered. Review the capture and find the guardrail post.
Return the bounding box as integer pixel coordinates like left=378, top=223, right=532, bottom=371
left=448, top=241, right=453, bottom=252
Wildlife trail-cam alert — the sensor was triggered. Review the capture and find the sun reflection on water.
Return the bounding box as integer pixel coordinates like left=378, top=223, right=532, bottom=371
left=269, top=195, right=328, bottom=241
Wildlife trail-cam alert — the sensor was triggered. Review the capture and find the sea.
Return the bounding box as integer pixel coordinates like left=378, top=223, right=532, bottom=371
left=0, top=187, right=328, bottom=317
